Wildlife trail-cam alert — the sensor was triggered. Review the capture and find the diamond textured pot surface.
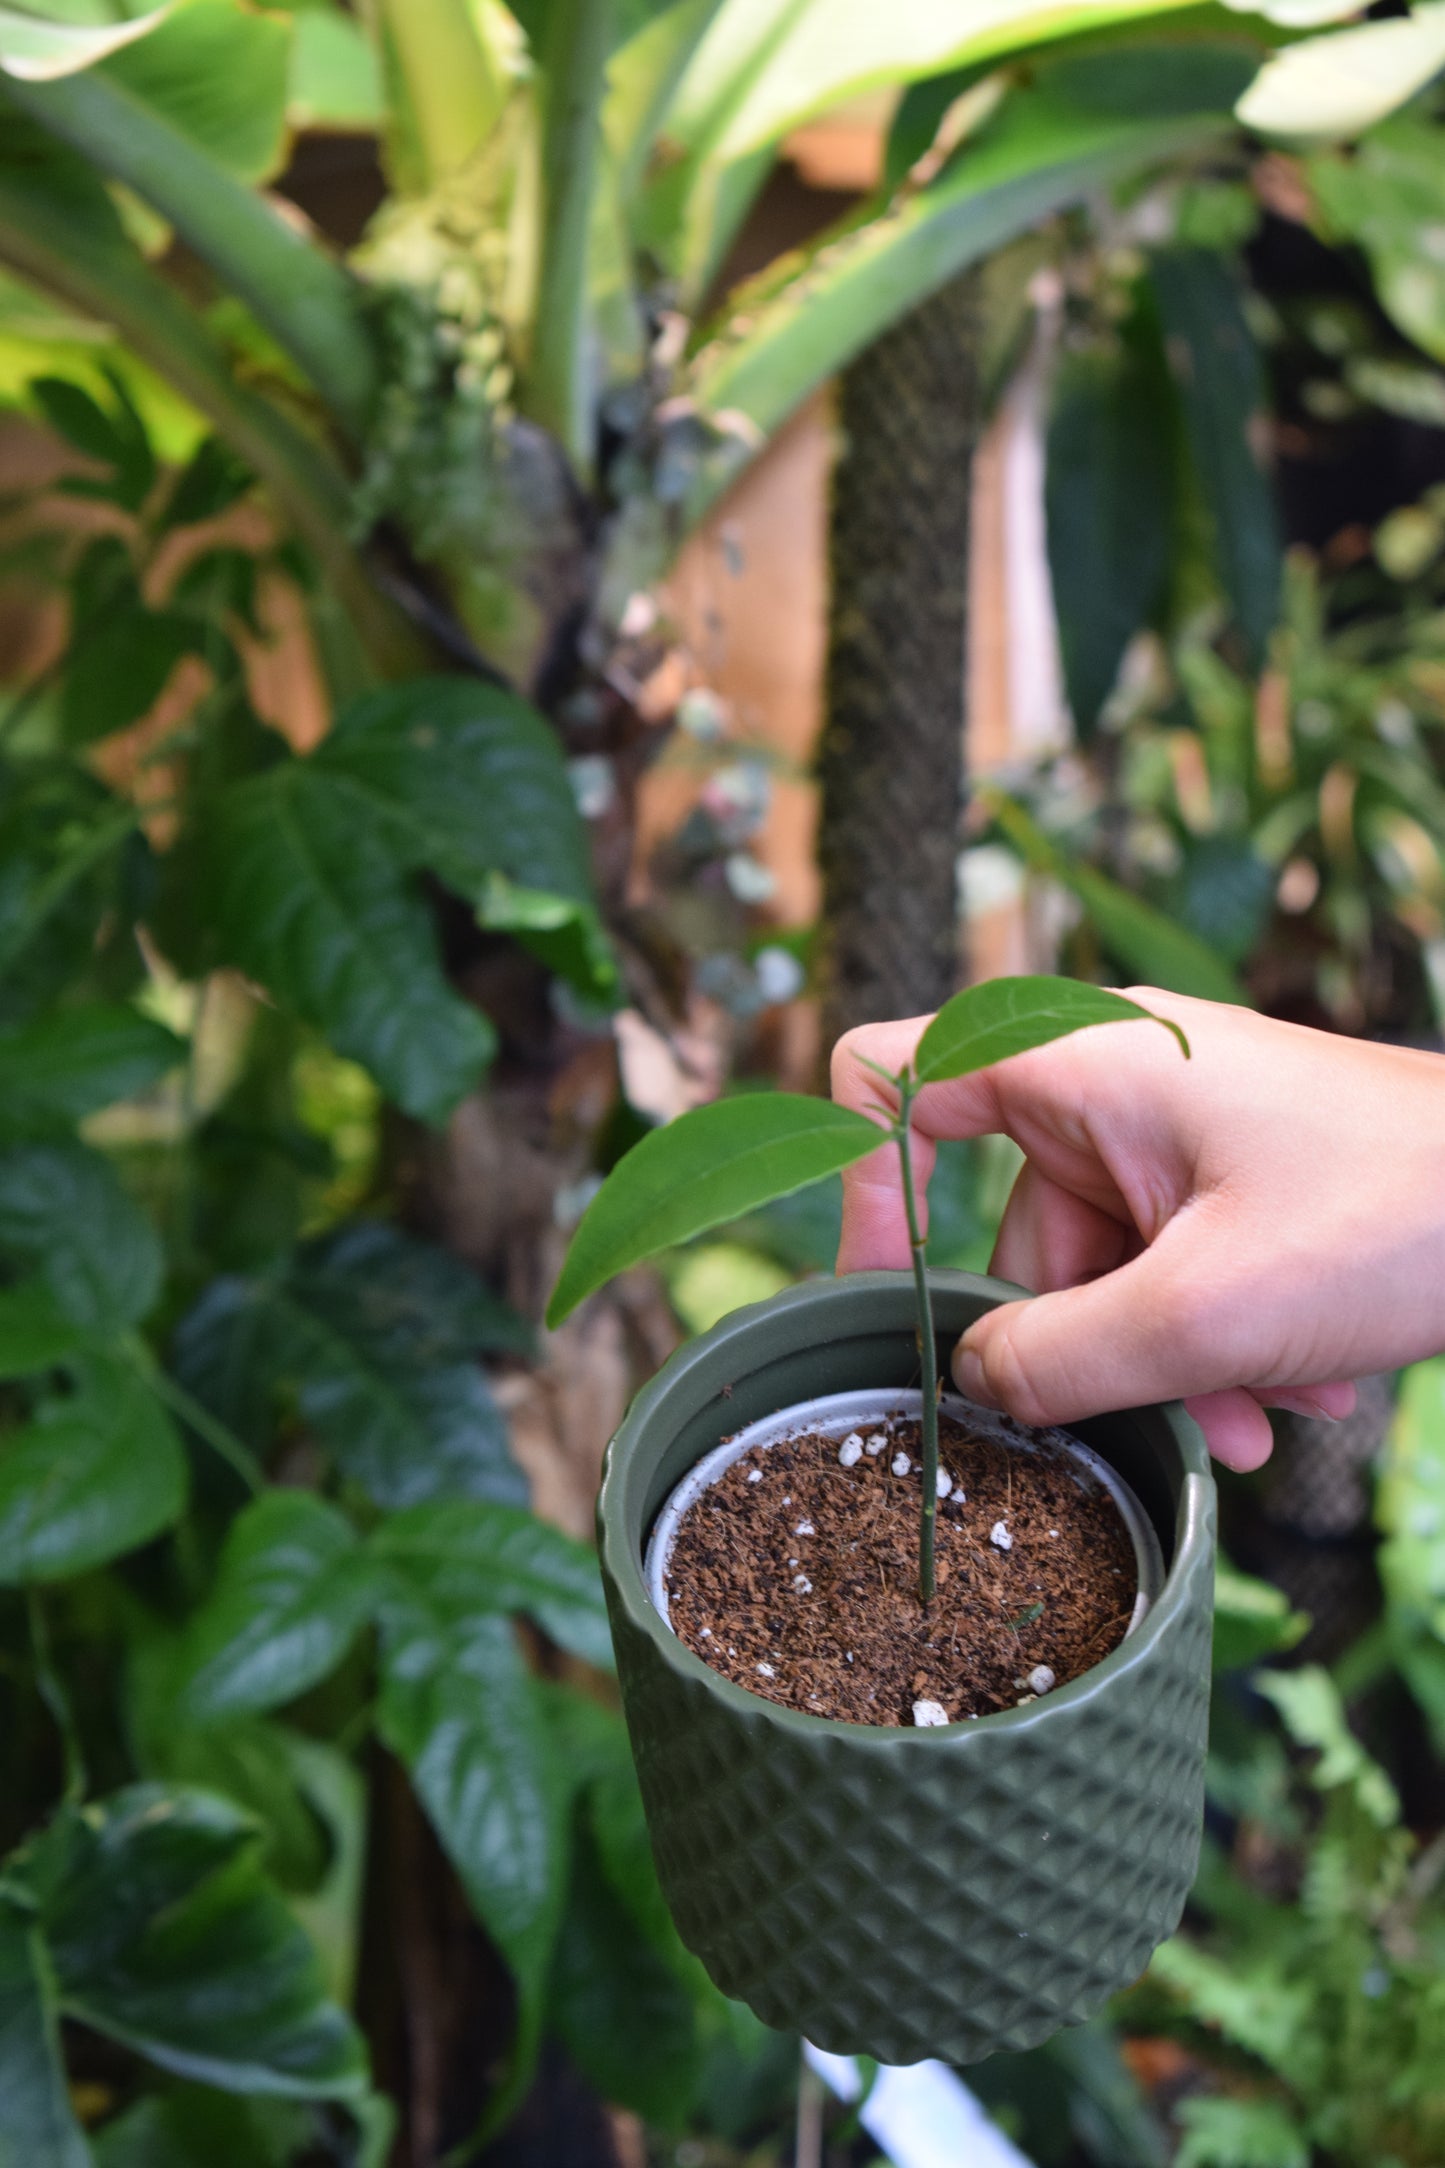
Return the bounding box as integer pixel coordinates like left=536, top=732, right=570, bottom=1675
left=598, top=1271, right=1216, bottom=2065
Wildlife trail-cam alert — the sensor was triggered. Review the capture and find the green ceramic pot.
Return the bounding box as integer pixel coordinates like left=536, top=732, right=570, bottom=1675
left=597, top=1269, right=1216, bottom=2065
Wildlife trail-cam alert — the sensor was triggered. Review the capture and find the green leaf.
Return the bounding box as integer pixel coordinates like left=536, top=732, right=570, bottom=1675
left=914, top=975, right=1187, bottom=1086
left=193, top=759, right=497, bottom=1125
left=371, top=1499, right=612, bottom=1669
left=1376, top=1355, right=1445, bottom=1751
left=1310, top=118, right=1445, bottom=365
left=0, top=3, right=170, bottom=83
left=30, top=370, right=156, bottom=510
left=311, top=677, right=608, bottom=991
left=0, top=1281, right=86, bottom=1379
left=1046, top=308, right=1177, bottom=734
left=548, top=1820, right=702, bottom=2125
left=0, top=1141, right=163, bottom=1329
left=161, top=433, right=254, bottom=530
left=376, top=1609, right=569, bottom=2080
left=1237, top=5, right=1445, bottom=139
left=173, top=1223, right=526, bottom=1509
left=0, top=1358, right=186, bottom=1583
left=1150, top=248, right=1281, bottom=663
left=1174, top=2094, right=1309, bottom=2168
left=1254, top=1666, right=1400, bottom=1826
left=14, top=1786, right=367, bottom=2098
left=288, top=9, right=383, bottom=134
left=985, top=790, right=1249, bottom=1004
left=0, top=757, right=144, bottom=1023
left=93, top=2086, right=312, bottom=2168
left=684, top=58, right=1243, bottom=519
left=0, top=1003, right=184, bottom=1135
left=1213, top=1559, right=1309, bottom=1671
left=175, top=1490, right=376, bottom=1721
left=546, top=1094, right=882, bottom=1327
left=0, top=1900, right=90, bottom=2168
left=100, top=0, right=294, bottom=187
left=1148, top=1938, right=1312, bottom=2078
left=62, top=605, right=200, bottom=746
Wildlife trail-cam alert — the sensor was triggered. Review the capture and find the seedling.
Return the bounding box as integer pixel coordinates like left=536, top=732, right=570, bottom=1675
left=548, top=975, right=1187, bottom=1603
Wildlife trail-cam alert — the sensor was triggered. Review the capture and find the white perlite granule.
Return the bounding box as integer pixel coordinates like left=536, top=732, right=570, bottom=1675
left=793, top=1574, right=813, bottom=1594
left=936, top=1467, right=952, bottom=1498
left=746, top=1467, right=763, bottom=1483
left=757, top=1663, right=775, bottom=1678
left=795, top=1520, right=815, bottom=1537
left=1027, top=1665, right=1057, bottom=1695
left=838, top=1434, right=864, bottom=1468
left=865, top=1433, right=886, bottom=1455
left=912, top=1699, right=949, bottom=1728
left=891, top=1452, right=911, bottom=1477
left=990, top=1520, right=1013, bottom=1551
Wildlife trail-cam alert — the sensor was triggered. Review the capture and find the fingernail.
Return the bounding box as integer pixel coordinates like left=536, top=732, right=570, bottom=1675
left=1272, top=1393, right=1342, bottom=1424
left=953, top=1342, right=1000, bottom=1409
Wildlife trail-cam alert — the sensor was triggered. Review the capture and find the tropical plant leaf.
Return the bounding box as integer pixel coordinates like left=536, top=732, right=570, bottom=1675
left=175, top=1490, right=377, bottom=1721
left=193, top=759, right=497, bottom=1126
left=0, top=1901, right=90, bottom=2168
left=100, top=0, right=294, bottom=187
left=546, top=1094, right=882, bottom=1327
left=1377, top=1355, right=1445, bottom=1750
left=1046, top=303, right=1177, bottom=734
left=288, top=7, right=384, bottom=135
left=371, top=1499, right=612, bottom=1669
left=1236, top=5, right=1445, bottom=138
left=1174, top=2094, right=1310, bottom=2168
left=1214, top=1559, right=1309, bottom=1672
left=92, top=2086, right=312, bottom=2168
left=0, top=1140, right=163, bottom=1329
left=0, top=3, right=170, bottom=84
left=376, top=1608, right=570, bottom=2086
left=914, top=975, right=1187, bottom=1086
left=1150, top=247, right=1282, bottom=663
left=684, top=56, right=1245, bottom=517
left=1310, top=117, right=1445, bottom=365
left=0, top=1358, right=186, bottom=1584
left=0, top=1002, right=184, bottom=1136
left=31, top=369, right=156, bottom=508
left=1254, top=1667, right=1400, bottom=1826
left=0, top=1280, right=86, bottom=1379
left=985, top=789, right=1249, bottom=1003
left=12, top=1787, right=367, bottom=2098
left=172, top=1222, right=526, bottom=1509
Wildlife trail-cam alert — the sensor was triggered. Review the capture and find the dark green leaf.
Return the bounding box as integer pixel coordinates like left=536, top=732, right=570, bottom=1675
left=548, top=1822, right=701, bottom=2126
left=0, top=4, right=169, bottom=80
left=1150, top=247, right=1281, bottom=664
left=61, top=605, right=202, bottom=746
left=30, top=373, right=124, bottom=463
left=194, top=760, right=496, bottom=1124
left=175, top=1490, right=376, bottom=1721
left=1046, top=308, right=1177, bottom=734
left=546, top=1094, right=882, bottom=1326
left=161, top=434, right=255, bottom=531
left=14, top=1786, right=367, bottom=2098
left=377, top=1610, right=569, bottom=2068
left=372, top=1500, right=611, bottom=1669
left=0, top=1002, right=184, bottom=1135
left=1174, top=2094, right=1309, bottom=2168
left=913, top=975, right=1187, bottom=1087
left=93, top=2086, right=312, bottom=2168
left=0, top=1900, right=90, bottom=2168
left=0, top=1141, right=163, bottom=1328
left=170, top=547, right=263, bottom=637
left=0, top=1280, right=85, bottom=1379
left=0, top=759, right=144, bottom=1022
left=173, top=1224, right=525, bottom=1509
left=0, top=1358, right=186, bottom=1583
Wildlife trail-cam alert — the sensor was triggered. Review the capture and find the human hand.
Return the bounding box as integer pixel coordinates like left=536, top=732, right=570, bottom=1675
left=832, top=989, right=1445, bottom=1469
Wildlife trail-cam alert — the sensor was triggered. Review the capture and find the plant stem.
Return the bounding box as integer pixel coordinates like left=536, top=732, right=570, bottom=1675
left=131, top=1351, right=265, bottom=1497
left=525, top=0, right=613, bottom=471
left=895, top=1072, right=938, bottom=1605
left=27, top=1588, right=85, bottom=1804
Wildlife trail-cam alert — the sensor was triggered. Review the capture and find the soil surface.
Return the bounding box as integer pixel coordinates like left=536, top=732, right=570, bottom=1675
left=665, top=1414, right=1138, bottom=1725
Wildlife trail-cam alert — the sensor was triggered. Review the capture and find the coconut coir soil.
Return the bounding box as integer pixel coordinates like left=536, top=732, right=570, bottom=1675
left=666, top=1415, right=1138, bottom=1725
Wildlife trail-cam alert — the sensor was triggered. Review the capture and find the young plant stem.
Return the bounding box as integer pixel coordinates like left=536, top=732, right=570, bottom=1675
left=894, top=1071, right=939, bottom=1605
left=27, top=1588, right=85, bottom=1804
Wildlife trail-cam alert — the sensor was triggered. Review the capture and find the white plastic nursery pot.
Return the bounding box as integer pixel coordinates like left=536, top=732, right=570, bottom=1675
left=596, top=1270, right=1217, bottom=2066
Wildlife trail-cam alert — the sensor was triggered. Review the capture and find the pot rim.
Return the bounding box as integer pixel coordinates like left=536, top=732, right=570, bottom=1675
left=598, top=1269, right=1215, bottom=1743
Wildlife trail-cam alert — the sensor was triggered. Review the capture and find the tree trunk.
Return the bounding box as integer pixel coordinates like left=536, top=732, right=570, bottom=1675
left=818, top=270, right=983, bottom=1048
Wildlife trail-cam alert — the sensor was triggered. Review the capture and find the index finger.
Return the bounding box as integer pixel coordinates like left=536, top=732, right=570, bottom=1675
left=830, top=1020, right=1001, bottom=1273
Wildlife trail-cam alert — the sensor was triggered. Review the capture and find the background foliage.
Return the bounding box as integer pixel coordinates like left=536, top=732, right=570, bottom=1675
left=2, top=1, right=1445, bottom=2164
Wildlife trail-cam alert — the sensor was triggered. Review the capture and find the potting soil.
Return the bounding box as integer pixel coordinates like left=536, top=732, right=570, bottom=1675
left=665, top=1415, right=1137, bottom=1725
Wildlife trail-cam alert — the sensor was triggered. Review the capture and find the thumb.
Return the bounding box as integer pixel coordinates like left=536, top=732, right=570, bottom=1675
left=953, top=1248, right=1208, bottom=1427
